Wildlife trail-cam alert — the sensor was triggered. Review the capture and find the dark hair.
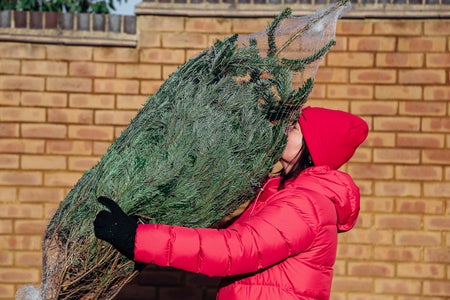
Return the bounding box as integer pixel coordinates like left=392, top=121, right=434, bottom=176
left=278, top=138, right=314, bottom=190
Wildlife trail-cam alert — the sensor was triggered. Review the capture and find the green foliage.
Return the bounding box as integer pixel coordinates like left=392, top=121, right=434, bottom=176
left=0, top=0, right=125, bottom=13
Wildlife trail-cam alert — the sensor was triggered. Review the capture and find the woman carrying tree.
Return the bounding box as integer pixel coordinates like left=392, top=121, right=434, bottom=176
left=93, top=105, right=368, bottom=300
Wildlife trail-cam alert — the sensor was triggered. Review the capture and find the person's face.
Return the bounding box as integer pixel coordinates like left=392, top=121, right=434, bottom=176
left=280, top=121, right=303, bottom=173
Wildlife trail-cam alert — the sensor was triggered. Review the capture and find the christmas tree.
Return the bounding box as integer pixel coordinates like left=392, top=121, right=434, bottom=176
left=17, top=1, right=350, bottom=299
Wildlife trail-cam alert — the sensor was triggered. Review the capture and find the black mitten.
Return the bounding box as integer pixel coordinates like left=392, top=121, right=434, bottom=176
left=94, top=196, right=137, bottom=260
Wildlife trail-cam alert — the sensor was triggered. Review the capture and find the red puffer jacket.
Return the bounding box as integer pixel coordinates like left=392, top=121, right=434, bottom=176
left=134, top=165, right=360, bottom=299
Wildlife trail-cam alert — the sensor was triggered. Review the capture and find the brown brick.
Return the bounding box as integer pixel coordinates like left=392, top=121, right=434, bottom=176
left=0, top=187, right=17, bottom=202
left=44, top=171, right=83, bottom=187
left=21, top=124, right=67, bottom=139
left=139, top=32, right=162, bottom=48
left=374, top=85, right=422, bottom=100
left=348, top=37, right=395, bottom=52
left=68, top=156, right=99, bottom=171
left=0, top=124, right=19, bottom=137
left=348, top=262, right=394, bottom=277
left=18, top=187, right=64, bottom=203
left=69, top=94, right=114, bottom=109
left=362, top=132, right=395, bottom=147
left=375, top=278, right=422, bottom=294
left=396, top=231, right=441, bottom=246
left=116, top=64, right=161, bottom=79
left=396, top=198, right=443, bottom=214
left=21, top=155, right=66, bottom=170
left=398, top=37, right=446, bottom=52
left=46, top=140, right=92, bottom=155
left=355, top=180, right=372, bottom=196
left=346, top=293, right=392, bottom=300
left=46, top=45, right=92, bottom=61
left=45, top=203, right=59, bottom=219
left=93, top=141, right=110, bottom=156
left=350, top=69, right=396, bottom=84
left=305, top=84, right=326, bottom=100
left=0, top=43, right=45, bottom=59
left=399, top=69, right=446, bottom=84
left=0, top=75, right=45, bottom=91
left=327, top=53, right=374, bottom=67
left=423, top=280, right=450, bottom=296
left=93, top=47, right=138, bottom=63
left=327, top=84, right=373, bottom=99
left=163, top=65, right=179, bottom=79
left=376, top=53, right=423, bottom=68
left=0, top=220, right=12, bottom=234
left=0, top=250, right=14, bottom=265
left=0, top=59, right=20, bottom=75
left=140, top=49, right=185, bottom=64
left=0, top=107, right=45, bottom=122
left=424, top=20, right=450, bottom=35
left=426, top=53, right=450, bottom=68
left=15, top=251, right=42, bottom=267
left=0, top=139, right=44, bottom=154
left=0, top=91, right=20, bottom=106
left=336, top=244, right=372, bottom=260
left=0, top=267, right=40, bottom=283
left=397, top=133, right=444, bottom=149
left=94, top=79, right=139, bottom=94
left=95, top=110, right=136, bottom=125
left=186, top=18, right=231, bottom=33
left=22, top=60, right=67, bottom=76
left=424, top=182, right=450, bottom=197
left=337, top=20, right=373, bottom=35
left=424, top=216, right=450, bottom=231
left=360, top=197, right=394, bottom=213
left=331, top=277, right=372, bottom=292
left=231, top=18, right=270, bottom=34
left=69, top=61, right=115, bottom=77
left=141, top=80, right=164, bottom=95
left=68, top=125, right=113, bottom=141
left=374, top=246, right=420, bottom=262
left=374, top=116, right=420, bottom=132
left=374, top=20, right=422, bottom=36
left=422, top=117, right=450, bottom=132
left=351, top=101, right=397, bottom=116
left=117, top=95, right=148, bottom=109
left=0, top=284, right=14, bottom=298
left=0, top=171, right=42, bottom=186
left=0, top=235, right=42, bottom=250
left=396, top=165, right=442, bottom=181
left=375, top=215, right=421, bottom=230
left=0, top=154, right=19, bottom=169
left=139, top=16, right=184, bottom=32
left=348, top=164, right=393, bottom=179
left=375, top=181, right=421, bottom=197
left=399, top=101, right=446, bottom=116
left=47, top=77, right=92, bottom=93
left=424, top=247, right=450, bottom=263
left=48, top=108, right=93, bottom=124
left=315, top=68, right=348, bottom=83
left=423, top=149, right=450, bottom=165
left=424, top=86, right=450, bottom=101
left=346, top=228, right=393, bottom=245
left=21, top=92, right=67, bottom=107
left=14, top=220, right=47, bottom=234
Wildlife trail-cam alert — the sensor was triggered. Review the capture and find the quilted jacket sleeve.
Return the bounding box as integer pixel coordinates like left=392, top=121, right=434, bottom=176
left=134, top=192, right=318, bottom=277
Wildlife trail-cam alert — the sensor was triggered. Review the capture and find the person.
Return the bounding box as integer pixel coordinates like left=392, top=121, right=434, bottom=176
left=94, top=106, right=368, bottom=300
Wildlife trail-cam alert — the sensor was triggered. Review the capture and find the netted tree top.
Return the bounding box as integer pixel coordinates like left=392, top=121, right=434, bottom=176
left=16, top=1, right=351, bottom=299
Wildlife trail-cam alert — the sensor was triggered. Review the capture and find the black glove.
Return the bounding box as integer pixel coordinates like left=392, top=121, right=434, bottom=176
left=94, top=196, right=137, bottom=260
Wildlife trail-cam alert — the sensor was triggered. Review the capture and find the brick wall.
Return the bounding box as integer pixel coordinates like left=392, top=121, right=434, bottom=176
left=0, top=10, right=449, bottom=300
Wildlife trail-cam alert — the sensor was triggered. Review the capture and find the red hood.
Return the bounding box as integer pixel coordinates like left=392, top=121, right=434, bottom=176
left=290, top=165, right=360, bottom=232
